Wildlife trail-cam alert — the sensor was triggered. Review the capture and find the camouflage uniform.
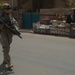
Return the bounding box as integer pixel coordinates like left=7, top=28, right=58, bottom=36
left=0, top=13, right=18, bottom=67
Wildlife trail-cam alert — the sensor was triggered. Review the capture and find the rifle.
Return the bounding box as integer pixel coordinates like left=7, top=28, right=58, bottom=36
left=0, top=18, right=22, bottom=39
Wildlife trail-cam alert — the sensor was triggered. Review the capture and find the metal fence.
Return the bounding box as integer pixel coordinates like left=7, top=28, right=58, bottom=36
left=22, top=13, right=40, bottom=29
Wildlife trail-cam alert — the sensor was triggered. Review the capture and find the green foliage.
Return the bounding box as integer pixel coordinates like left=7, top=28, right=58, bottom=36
left=0, top=3, right=3, bottom=11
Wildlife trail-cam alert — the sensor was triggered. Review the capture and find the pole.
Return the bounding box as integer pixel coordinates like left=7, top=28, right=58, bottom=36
left=12, top=0, right=14, bottom=16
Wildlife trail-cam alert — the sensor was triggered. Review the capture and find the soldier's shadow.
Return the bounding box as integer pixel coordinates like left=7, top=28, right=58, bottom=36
left=0, top=64, right=14, bottom=75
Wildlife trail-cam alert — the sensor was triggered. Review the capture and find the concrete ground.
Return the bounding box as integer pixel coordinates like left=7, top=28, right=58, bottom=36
left=0, top=32, right=75, bottom=75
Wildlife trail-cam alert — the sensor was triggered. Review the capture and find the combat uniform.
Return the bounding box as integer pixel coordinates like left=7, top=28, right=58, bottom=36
left=0, top=12, right=19, bottom=68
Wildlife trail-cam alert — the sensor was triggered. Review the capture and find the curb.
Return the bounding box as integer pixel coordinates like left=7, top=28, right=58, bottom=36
left=19, top=29, right=33, bottom=33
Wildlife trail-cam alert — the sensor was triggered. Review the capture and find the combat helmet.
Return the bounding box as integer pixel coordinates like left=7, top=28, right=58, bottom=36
left=2, top=3, right=11, bottom=10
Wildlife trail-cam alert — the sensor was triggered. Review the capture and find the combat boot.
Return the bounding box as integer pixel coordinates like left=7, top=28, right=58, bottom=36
left=7, top=63, right=13, bottom=69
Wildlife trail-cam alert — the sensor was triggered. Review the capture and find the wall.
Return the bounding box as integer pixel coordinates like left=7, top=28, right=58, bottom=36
left=40, top=8, right=73, bottom=20
left=22, top=0, right=33, bottom=12
left=54, top=0, right=65, bottom=8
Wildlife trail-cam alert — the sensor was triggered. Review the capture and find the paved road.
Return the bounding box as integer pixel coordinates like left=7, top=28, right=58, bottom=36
left=0, top=33, right=75, bottom=75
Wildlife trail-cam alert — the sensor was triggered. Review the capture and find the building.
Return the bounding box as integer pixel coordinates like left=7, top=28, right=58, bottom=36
left=1, top=0, right=75, bottom=12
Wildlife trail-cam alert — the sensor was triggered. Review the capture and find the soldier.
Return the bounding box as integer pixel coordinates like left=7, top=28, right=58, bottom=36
left=66, top=12, right=73, bottom=24
left=0, top=3, right=19, bottom=69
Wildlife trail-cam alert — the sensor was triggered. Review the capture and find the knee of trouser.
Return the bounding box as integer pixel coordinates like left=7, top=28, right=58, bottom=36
left=2, top=46, right=10, bottom=53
